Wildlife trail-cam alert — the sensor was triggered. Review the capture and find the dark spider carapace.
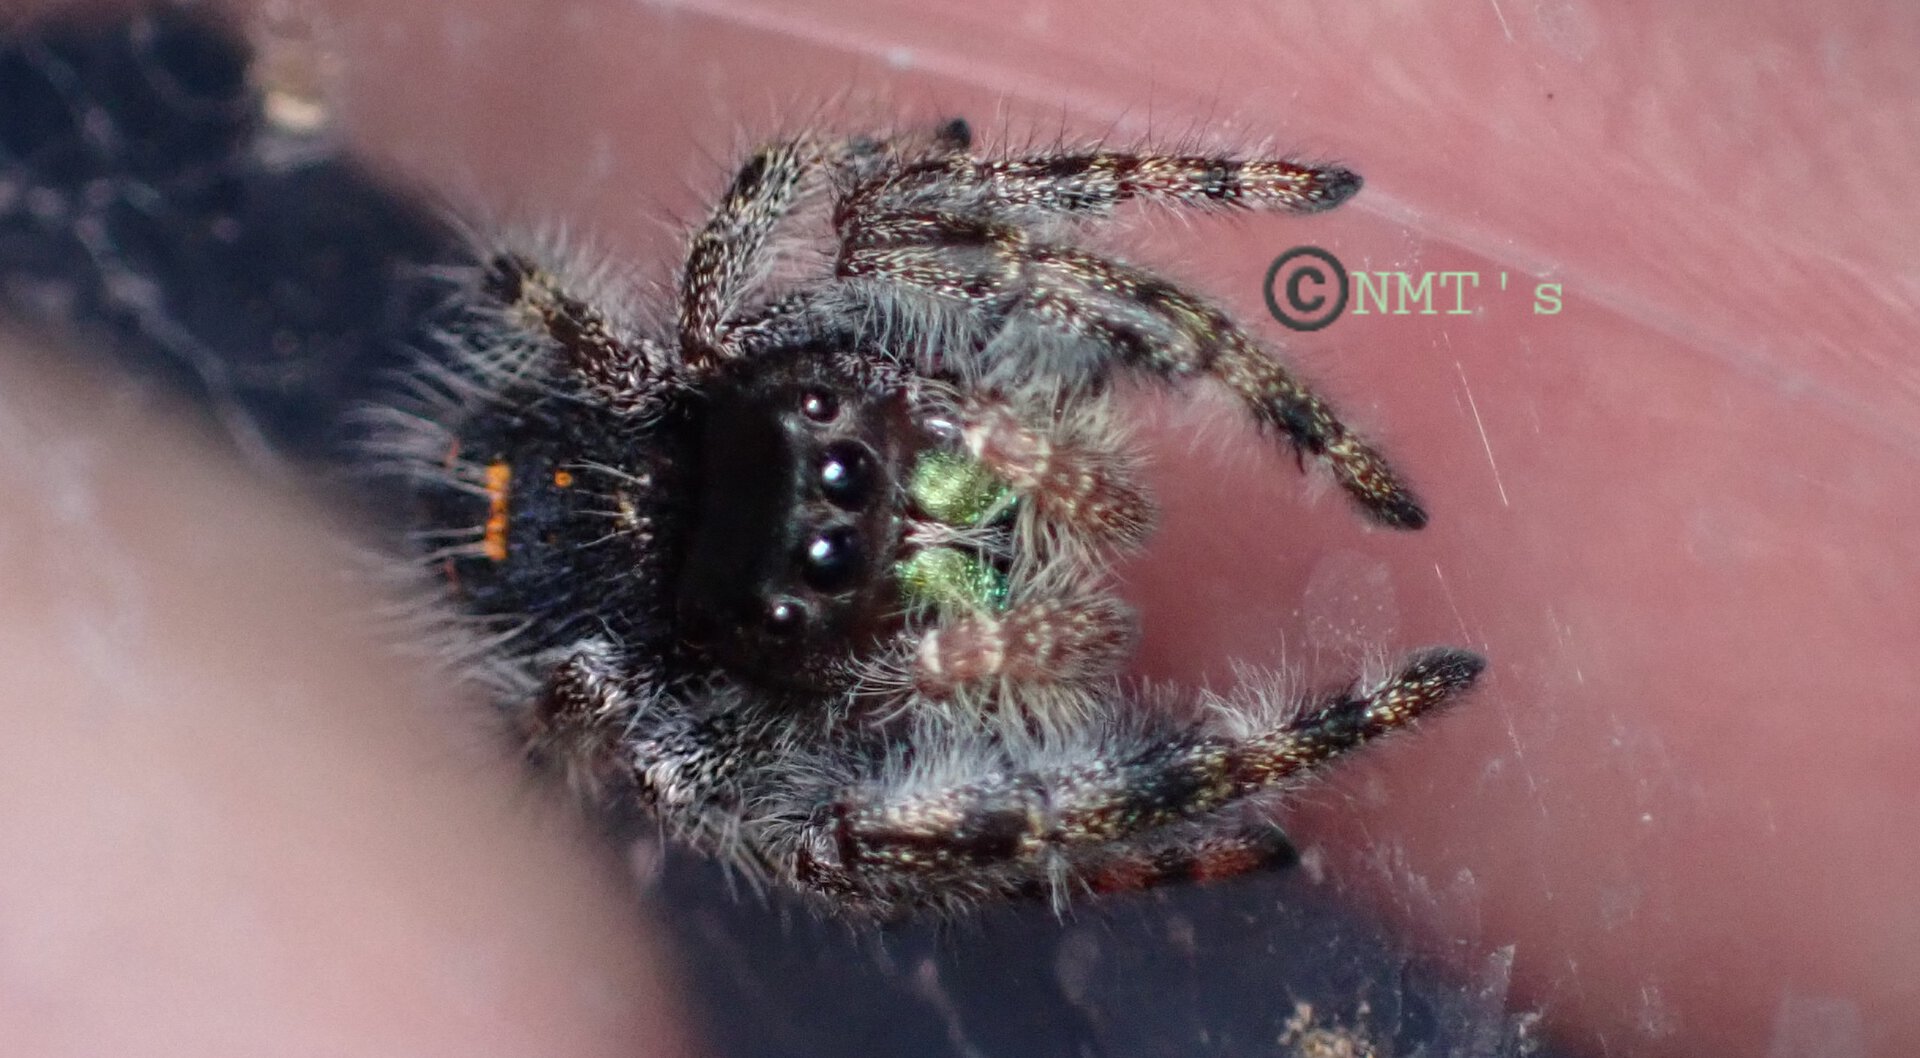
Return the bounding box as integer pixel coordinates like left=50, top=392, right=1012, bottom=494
left=385, top=119, right=1484, bottom=917
left=432, top=292, right=999, bottom=695
left=674, top=356, right=932, bottom=690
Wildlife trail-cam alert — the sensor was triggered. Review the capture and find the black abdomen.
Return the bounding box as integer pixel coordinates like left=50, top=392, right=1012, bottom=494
left=422, top=384, right=695, bottom=663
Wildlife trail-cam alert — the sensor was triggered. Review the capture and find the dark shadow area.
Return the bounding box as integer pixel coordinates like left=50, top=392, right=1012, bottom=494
left=656, top=849, right=1539, bottom=1057
left=0, top=5, right=453, bottom=464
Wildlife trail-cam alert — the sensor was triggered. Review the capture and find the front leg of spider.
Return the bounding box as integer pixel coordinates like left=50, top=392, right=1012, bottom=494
left=834, top=147, right=1426, bottom=528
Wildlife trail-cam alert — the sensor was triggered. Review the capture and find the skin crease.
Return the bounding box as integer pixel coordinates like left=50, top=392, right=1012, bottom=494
left=2, top=1, right=1917, bottom=1056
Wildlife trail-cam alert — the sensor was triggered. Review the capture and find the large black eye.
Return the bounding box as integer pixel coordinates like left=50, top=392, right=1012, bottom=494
left=762, top=597, right=809, bottom=639
left=800, top=388, right=840, bottom=423
left=798, top=525, right=866, bottom=593
left=817, top=441, right=877, bottom=508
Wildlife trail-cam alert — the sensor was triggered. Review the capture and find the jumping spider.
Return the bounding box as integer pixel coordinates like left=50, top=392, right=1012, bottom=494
left=376, top=119, right=1483, bottom=917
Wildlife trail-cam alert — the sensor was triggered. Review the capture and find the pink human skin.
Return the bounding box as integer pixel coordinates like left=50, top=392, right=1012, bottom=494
left=0, top=348, right=701, bottom=1057
left=3, top=0, right=1916, bottom=1056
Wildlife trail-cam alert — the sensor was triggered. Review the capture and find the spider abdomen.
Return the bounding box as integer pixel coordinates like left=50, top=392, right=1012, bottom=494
left=427, top=384, right=693, bottom=661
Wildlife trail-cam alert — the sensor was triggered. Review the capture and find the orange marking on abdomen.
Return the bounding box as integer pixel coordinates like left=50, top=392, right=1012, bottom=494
left=483, top=461, right=512, bottom=561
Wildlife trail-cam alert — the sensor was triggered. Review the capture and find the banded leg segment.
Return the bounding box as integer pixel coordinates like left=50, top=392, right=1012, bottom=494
left=520, top=640, right=647, bottom=799
left=1027, top=245, right=1425, bottom=528
left=682, top=120, right=975, bottom=363
left=834, top=648, right=1483, bottom=878
left=1077, top=823, right=1300, bottom=895
left=862, top=150, right=1361, bottom=218
left=794, top=823, right=1298, bottom=915
left=522, top=642, right=795, bottom=868
left=484, top=254, right=672, bottom=414
left=679, top=139, right=823, bottom=362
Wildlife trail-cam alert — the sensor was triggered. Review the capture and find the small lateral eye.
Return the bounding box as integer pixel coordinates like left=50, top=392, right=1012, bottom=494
left=762, top=597, right=809, bottom=638
left=817, top=441, right=877, bottom=508
left=800, top=388, right=840, bottom=423
left=798, top=525, right=866, bottom=593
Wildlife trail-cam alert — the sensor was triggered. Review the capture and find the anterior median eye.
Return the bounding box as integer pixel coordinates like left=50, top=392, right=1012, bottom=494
left=799, top=525, right=865, bottom=593
left=817, top=441, right=877, bottom=508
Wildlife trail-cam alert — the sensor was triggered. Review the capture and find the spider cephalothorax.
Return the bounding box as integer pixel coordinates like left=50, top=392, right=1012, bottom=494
left=379, top=119, right=1483, bottom=917
left=676, top=353, right=923, bottom=689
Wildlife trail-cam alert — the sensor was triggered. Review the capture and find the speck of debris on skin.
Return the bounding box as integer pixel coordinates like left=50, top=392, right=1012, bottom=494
left=1301, top=549, right=1401, bottom=657
left=907, top=956, right=989, bottom=1058
left=1296, top=843, right=1328, bottom=885
left=1280, top=1001, right=1379, bottom=1058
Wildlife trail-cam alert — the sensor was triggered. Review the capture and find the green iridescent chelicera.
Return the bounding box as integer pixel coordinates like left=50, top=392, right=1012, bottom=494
left=895, top=546, right=1009, bottom=612
left=905, top=450, right=1011, bottom=526
left=895, top=450, right=1013, bottom=611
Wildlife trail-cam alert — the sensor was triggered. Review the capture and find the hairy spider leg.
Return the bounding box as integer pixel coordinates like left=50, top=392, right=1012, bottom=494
left=827, top=648, right=1482, bottom=881
left=522, top=639, right=644, bottom=801
left=481, top=253, right=672, bottom=414
left=680, top=121, right=975, bottom=363
left=843, top=148, right=1360, bottom=220
left=1074, top=822, right=1301, bottom=896
left=834, top=209, right=1427, bottom=528
left=679, top=139, right=821, bottom=363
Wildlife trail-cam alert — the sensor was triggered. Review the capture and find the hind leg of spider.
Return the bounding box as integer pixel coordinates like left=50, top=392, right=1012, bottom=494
left=821, top=648, right=1482, bottom=882
left=836, top=219, right=1426, bottom=528
left=481, top=253, right=673, bottom=414
left=518, top=639, right=648, bottom=802
left=527, top=654, right=831, bottom=879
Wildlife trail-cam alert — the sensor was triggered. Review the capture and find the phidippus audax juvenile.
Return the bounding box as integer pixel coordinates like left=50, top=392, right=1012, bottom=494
left=374, top=119, right=1483, bottom=918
